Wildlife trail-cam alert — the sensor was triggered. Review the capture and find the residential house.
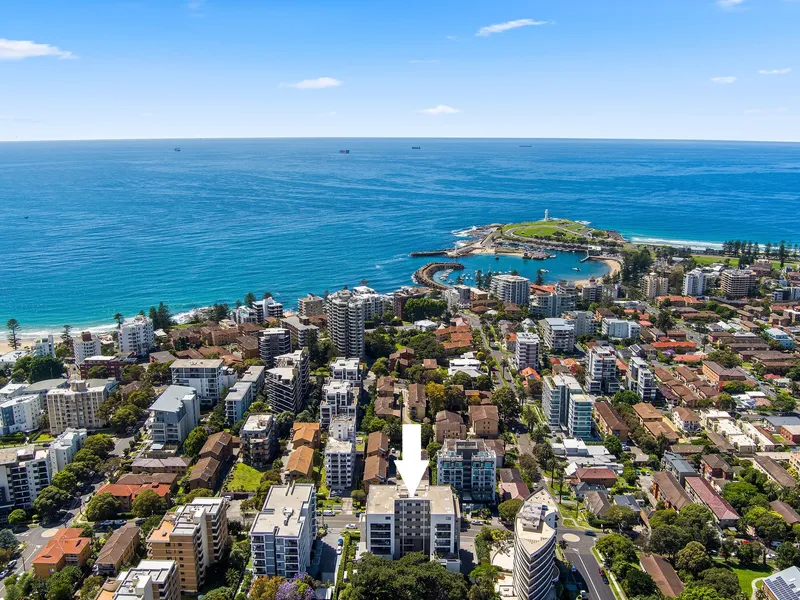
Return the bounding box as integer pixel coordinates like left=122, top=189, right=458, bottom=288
left=593, top=401, right=629, bottom=442
left=291, top=423, right=320, bottom=450
left=683, top=476, right=740, bottom=527
left=187, top=457, right=221, bottom=490
left=95, top=526, right=140, bottom=576
left=286, top=446, right=314, bottom=480
left=32, top=529, right=92, bottom=577
left=468, top=404, right=499, bottom=438
left=651, top=472, right=692, bottom=511
left=434, top=410, right=466, bottom=443
left=366, top=431, right=389, bottom=458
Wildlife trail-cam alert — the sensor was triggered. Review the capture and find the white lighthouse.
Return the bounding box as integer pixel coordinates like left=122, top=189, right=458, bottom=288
left=544, top=209, right=549, bottom=222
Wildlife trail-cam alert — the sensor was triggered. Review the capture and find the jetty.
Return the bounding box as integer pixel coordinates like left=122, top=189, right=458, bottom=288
left=409, top=250, right=449, bottom=257
left=412, top=262, right=465, bottom=290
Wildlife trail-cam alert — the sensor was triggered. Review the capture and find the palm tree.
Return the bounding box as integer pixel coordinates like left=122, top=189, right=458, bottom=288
left=113, top=313, right=124, bottom=329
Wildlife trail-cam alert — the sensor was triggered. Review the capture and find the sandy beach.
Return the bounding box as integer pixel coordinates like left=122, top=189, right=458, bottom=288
left=573, top=258, right=621, bottom=287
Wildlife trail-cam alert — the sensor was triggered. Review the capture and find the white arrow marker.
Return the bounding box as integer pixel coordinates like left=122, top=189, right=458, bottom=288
left=395, top=423, right=428, bottom=498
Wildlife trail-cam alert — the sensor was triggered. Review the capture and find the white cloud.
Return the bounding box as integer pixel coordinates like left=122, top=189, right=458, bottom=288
left=0, top=39, right=75, bottom=60
left=0, top=114, right=38, bottom=122
left=280, top=77, right=342, bottom=90
left=717, top=0, right=745, bottom=8
left=409, top=59, right=439, bottom=64
left=711, top=76, right=737, bottom=84
left=418, top=104, right=460, bottom=116
left=759, top=68, right=791, bottom=75
left=476, top=19, right=552, bottom=37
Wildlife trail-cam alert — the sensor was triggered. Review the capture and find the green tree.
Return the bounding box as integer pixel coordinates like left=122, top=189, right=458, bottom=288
left=776, top=541, right=800, bottom=570
left=722, top=481, right=763, bottom=514
left=596, top=533, right=637, bottom=565
left=612, top=390, right=640, bottom=405
left=604, top=435, right=623, bottom=458
left=33, top=486, right=71, bottom=522
left=498, top=498, right=523, bottom=522
left=493, top=386, right=520, bottom=422
left=623, top=569, right=657, bottom=597
left=425, top=382, right=446, bottom=416
left=649, top=524, right=691, bottom=560
left=676, top=541, right=711, bottom=576
left=52, top=470, right=78, bottom=494
left=139, top=514, right=163, bottom=540
left=87, top=365, right=109, bottom=379
left=6, top=319, right=21, bottom=351
left=605, top=505, right=639, bottom=530
left=114, top=313, right=124, bottom=328
left=83, top=434, right=115, bottom=458
left=111, top=405, right=139, bottom=432
left=6, top=509, right=27, bottom=527
left=85, top=492, right=122, bottom=522
left=676, top=587, right=725, bottom=600
left=0, top=529, right=18, bottom=550
left=132, top=489, right=167, bottom=518
left=695, top=567, right=746, bottom=600
left=27, top=356, right=64, bottom=382
left=184, top=426, right=209, bottom=457
left=371, top=357, right=389, bottom=377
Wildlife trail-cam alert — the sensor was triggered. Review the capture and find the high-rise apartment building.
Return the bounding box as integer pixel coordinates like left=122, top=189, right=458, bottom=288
left=365, top=484, right=460, bottom=570
left=253, top=297, right=284, bottom=321
left=119, top=316, right=155, bottom=356
left=72, top=332, right=102, bottom=365
left=0, top=445, right=51, bottom=509
left=325, top=289, right=367, bottom=358
left=683, top=269, right=707, bottom=297
left=513, top=490, right=559, bottom=600
left=642, top=272, right=669, bottom=299
left=0, top=394, right=42, bottom=434
left=542, top=374, right=592, bottom=438
left=627, top=357, right=657, bottom=402
left=113, top=560, right=180, bottom=600
left=562, top=311, right=598, bottom=338
left=47, top=428, right=87, bottom=475
left=258, top=328, right=292, bottom=367
left=147, top=498, right=229, bottom=594
left=224, top=380, right=255, bottom=425
left=539, top=318, right=576, bottom=352
left=280, top=316, right=319, bottom=349
left=169, top=359, right=236, bottom=409
left=46, top=379, right=118, bottom=434
left=149, top=385, right=200, bottom=446
left=240, top=414, right=277, bottom=468
left=265, top=349, right=309, bottom=414
left=330, top=357, right=361, bottom=382
left=586, top=346, right=620, bottom=394
left=298, top=294, right=325, bottom=317
left=721, top=269, right=757, bottom=299
left=319, top=380, right=357, bottom=429
left=436, top=439, right=497, bottom=503
left=490, top=275, right=530, bottom=306
left=250, top=483, right=317, bottom=579
left=324, top=438, right=355, bottom=490
left=514, top=332, right=541, bottom=371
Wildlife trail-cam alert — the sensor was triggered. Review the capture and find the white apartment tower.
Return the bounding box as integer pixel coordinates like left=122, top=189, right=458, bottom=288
left=149, top=385, right=200, bottom=446
left=47, top=428, right=87, bottom=475
left=325, top=289, right=366, bottom=358
left=324, top=438, right=355, bottom=490
left=258, top=328, right=292, bottom=367
left=513, top=490, right=559, bottom=600
left=627, top=357, right=657, bottom=402
left=539, top=318, right=576, bottom=352
left=586, top=346, right=620, bottom=395
left=365, top=484, right=460, bottom=571
left=250, top=483, right=317, bottom=579
left=515, top=332, right=541, bottom=371
left=46, top=379, right=118, bottom=434
left=642, top=272, right=669, bottom=299
left=265, top=349, right=309, bottom=414
left=319, top=380, right=357, bottom=429
left=490, top=274, right=530, bottom=306
left=119, top=315, right=155, bottom=356
left=169, top=359, right=236, bottom=409
left=683, top=269, right=707, bottom=297
left=73, top=332, right=102, bottom=365
left=0, top=445, right=52, bottom=509
left=541, top=374, right=583, bottom=433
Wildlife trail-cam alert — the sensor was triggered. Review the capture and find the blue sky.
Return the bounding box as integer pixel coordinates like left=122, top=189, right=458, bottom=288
left=1, top=0, right=799, bottom=141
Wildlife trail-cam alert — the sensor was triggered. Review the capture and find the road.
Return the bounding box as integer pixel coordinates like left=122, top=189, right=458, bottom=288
left=561, top=529, right=615, bottom=600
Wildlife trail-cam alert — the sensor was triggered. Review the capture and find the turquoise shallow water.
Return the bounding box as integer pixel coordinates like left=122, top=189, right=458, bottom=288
left=1, top=138, right=798, bottom=331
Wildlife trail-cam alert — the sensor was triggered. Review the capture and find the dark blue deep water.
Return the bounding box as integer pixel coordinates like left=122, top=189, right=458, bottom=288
left=1, top=138, right=798, bottom=331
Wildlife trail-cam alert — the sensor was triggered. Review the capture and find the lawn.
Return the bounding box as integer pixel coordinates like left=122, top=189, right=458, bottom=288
left=692, top=254, right=783, bottom=269
left=226, top=463, right=264, bottom=492
left=732, top=563, right=772, bottom=597
left=503, top=219, right=603, bottom=242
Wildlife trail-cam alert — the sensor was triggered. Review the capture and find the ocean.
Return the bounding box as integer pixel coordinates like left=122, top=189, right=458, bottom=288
left=1, top=138, right=799, bottom=332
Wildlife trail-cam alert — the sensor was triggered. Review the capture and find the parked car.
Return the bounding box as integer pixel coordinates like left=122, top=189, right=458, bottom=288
left=113, top=519, right=127, bottom=527
left=323, top=510, right=335, bottom=516
left=7, top=560, right=17, bottom=569
left=580, top=591, right=588, bottom=599
left=0, top=570, right=9, bottom=579
left=135, top=518, right=146, bottom=525
left=584, top=530, right=596, bottom=537
left=336, top=547, right=342, bottom=555
left=346, top=523, right=357, bottom=529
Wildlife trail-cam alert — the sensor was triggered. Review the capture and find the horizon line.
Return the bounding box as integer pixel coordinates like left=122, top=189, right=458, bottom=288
left=1, top=135, right=799, bottom=144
